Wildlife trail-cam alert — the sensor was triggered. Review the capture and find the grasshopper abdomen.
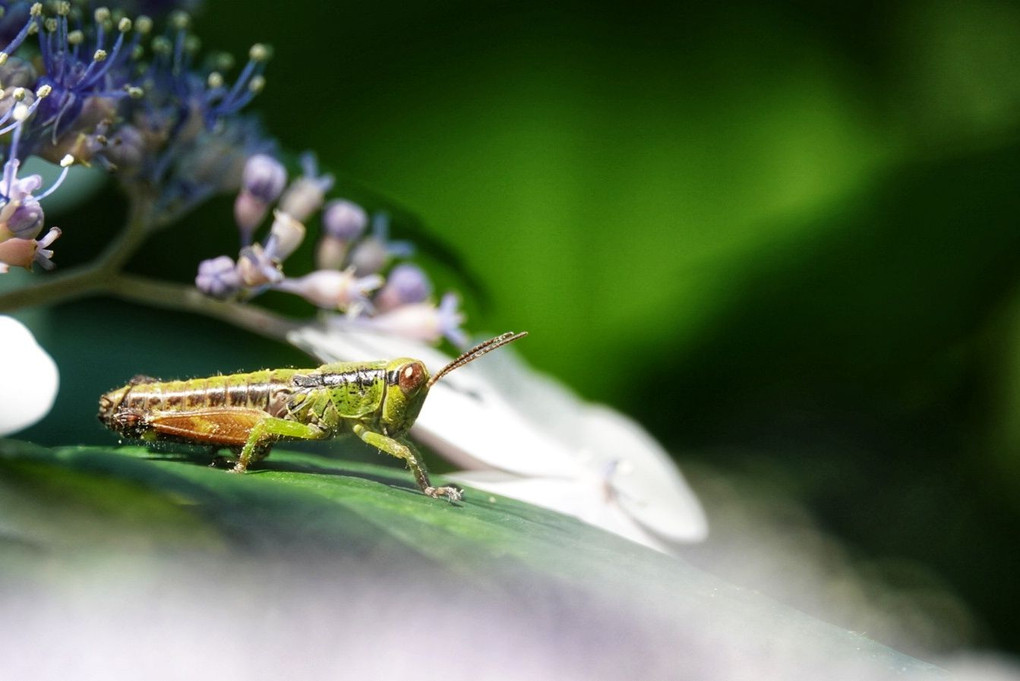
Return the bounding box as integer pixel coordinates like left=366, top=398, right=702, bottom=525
left=99, top=370, right=299, bottom=440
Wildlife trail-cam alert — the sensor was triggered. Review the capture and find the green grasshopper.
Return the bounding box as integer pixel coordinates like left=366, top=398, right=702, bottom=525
left=98, top=331, right=527, bottom=502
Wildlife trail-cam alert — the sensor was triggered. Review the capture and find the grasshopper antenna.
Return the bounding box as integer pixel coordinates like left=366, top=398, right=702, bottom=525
left=427, top=331, right=528, bottom=389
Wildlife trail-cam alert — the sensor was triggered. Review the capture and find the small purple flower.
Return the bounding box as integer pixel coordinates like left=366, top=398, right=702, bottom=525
left=195, top=255, right=243, bottom=299
left=0, top=141, right=72, bottom=268
left=315, top=199, right=368, bottom=270
left=242, top=154, right=287, bottom=204
left=235, top=154, right=287, bottom=243
left=374, top=263, right=433, bottom=313
left=322, top=199, right=368, bottom=241
left=0, top=226, right=61, bottom=273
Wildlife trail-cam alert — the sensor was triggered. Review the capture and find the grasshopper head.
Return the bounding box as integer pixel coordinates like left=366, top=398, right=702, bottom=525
left=381, top=359, right=431, bottom=436
left=379, top=331, right=528, bottom=436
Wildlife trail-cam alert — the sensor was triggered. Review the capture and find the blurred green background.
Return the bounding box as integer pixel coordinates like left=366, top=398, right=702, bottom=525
left=10, top=0, right=1020, bottom=660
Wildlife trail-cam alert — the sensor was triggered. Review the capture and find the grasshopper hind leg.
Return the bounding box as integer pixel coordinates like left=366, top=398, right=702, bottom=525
left=211, top=445, right=271, bottom=471
left=230, top=440, right=275, bottom=473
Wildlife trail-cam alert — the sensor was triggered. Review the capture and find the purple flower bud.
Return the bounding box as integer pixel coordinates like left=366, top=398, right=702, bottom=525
left=235, top=156, right=286, bottom=242
left=374, top=263, right=432, bottom=312
left=196, top=255, right=243, bottom=298
left=3, top=196, right=43, bottom=240
left=241, top=153, right=286, bottom=204
left=233, top=190, right=268, bottom=242
left=321, top=200, right=368, bottom=241
left=278, top=153, right=333, bottom=222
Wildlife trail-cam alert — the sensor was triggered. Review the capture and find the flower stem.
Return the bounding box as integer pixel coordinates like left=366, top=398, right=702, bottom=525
left=0, top=191, right=157, bottom=312
left=0, top=261, right=106, bottom=311
left=104, top=273, right=301, bottom=343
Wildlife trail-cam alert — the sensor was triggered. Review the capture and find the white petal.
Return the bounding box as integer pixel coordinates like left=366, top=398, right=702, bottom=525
left=0, top=316, right=59, bottom=436
left=467, top=347, right=708, bottom=542
left=574, top=404, right=708, bottom=542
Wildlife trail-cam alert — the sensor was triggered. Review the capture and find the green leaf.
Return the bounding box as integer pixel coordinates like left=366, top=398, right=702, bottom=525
left=0, top=439, right=946, bottom=679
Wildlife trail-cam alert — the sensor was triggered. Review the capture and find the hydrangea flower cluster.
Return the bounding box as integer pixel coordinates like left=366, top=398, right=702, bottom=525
left=196, top=152, right=468, bottom=347
left=0, top=0, right=273, bottom=272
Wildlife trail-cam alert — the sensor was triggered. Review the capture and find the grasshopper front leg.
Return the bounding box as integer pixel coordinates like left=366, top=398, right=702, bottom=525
left=353, top=424, right=462, bottom=502
left=234, top=416, right=329, bottom=472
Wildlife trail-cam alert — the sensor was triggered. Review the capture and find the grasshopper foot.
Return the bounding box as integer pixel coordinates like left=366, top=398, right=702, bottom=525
left=424, top=485, right=463, bottom=503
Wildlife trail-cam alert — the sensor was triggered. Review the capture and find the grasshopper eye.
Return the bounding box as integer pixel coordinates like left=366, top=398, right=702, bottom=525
left=397, top=361, right=427, bottom=394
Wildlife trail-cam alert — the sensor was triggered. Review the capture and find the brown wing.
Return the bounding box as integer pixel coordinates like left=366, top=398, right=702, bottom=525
left=145, top=408, right=268, bottom=447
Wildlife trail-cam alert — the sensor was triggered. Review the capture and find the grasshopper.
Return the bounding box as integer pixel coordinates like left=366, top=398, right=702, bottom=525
left=98, top=331, right=527, bottom=502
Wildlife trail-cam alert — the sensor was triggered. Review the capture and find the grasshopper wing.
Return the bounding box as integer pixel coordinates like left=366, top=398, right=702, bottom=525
left=144, top=408, right=268, bottom=447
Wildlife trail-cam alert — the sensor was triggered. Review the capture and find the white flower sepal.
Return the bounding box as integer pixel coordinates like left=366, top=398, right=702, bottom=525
left=0, top=316, right=59, bottom=436
left=288, top=323, right=707, bottom=553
